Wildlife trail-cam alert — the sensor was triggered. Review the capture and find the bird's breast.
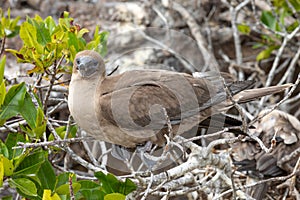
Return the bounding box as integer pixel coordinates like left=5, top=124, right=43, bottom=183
left=68, top=78, right=102, bottom=137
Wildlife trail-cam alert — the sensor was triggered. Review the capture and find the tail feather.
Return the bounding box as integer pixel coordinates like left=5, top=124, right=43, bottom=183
left=232, top=84, right=292, bottom=103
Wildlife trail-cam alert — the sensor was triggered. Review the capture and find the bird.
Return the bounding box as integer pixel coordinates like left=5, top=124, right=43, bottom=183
left=68, top=50, right=291, bottom=149
left=231, top=110, right=300, bottom=199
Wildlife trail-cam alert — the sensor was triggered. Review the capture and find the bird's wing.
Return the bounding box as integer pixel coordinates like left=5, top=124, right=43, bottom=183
left=97, top=70, right=224, bottom=130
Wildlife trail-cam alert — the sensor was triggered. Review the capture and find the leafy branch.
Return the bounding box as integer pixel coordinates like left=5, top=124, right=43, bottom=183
left=0, top=9, right=135, bottom=200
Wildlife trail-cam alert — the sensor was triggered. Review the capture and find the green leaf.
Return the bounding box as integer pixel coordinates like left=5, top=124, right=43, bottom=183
left=95, top=172, right=116, bottom=194
left=290, top=0, right=300, bottom=11
left=0, top=82, right=6, bottom=108
left=78, top=180, right=100, bottom=189
left=37, top=159, right=56, bottom=191
left=0, top=8, right=20, bottom=38
left=55, top=172, right=74, bottom=188
left=287, top=21, right=299, bottom=33
left=94, top=171, right=136, bottom=195
left=279, top=9, right=287, bottom=26
left=104, top=193, right=125, bottom=200
left=0, top=55, right=5, bottom=83
left=69, top=125, right=78, bottom=137
left=79, top=190, right=105, bottom=200
left=55, top=184, right=70, bottom=195
left=45, top=16, right=56, bottom=35
left=2, top=155, right=14, bottom=176
left=0, top=80, right=41, bottom=133
left=0, top=56, right=6, bottom=108
left=14, top=149, right=46, bottom=175
left=87, top=30, right=109, bottom=57
left=20, top=174, right=44, bottom=199
left=9, top=177, right=38, bottom=197
left=20, top=21, right=40, bottom=50
left=1, top=196, right=13, bottom=200
left=78, top=28, right=89, bottom=38
left=56, top=183, right=81, bottom=195
left=237, top=24, right=251, bottom=35
left=0, top=140, right=9, bottom=158
left=261, top=11, right=277, bottom=31
left=77, top=180, right=104, bottom=200
left=6, top=16, right=20, bottom=38
left=256, top=46, right=278, bottom=61
left=5, top=133, right=25, bottom=160
left=4, top=49, right=26, bottom=63
left=252, top=42, right=265, bottom=49
left=0, top=82, right=26, bottom=124
left=62, top=11, right=70, bottom=19
left=9, top=15, right=20, bottom=30
left=56, top=172, right=71, bottom=188
left=50, top=125, right=77, bottom=140
left=32, top=19, right=51, bottom=46
left=55, top=173, right=81, bottom=196
left=32, top=107, right=46, bottom=138
left=20, top=92, right=37, bottom=129
left=98, top=31, right=109, bottom=57
left=122, top=178, right=137, bottom=195
left=256, top=49, right=272, bottom=61
left=93, top=25, right=100, bottom=40
left=68, top=32, right=79, bottom=52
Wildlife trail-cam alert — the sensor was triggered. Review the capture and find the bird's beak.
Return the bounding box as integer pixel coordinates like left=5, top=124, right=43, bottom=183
left=74, top=56, right=99, bottom=78
left=77, top=63, right=83, bottom=71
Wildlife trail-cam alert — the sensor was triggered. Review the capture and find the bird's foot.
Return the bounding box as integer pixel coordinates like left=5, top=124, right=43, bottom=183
left=111, top=144, right=131, bottom=161
left=111, top=140, right=184, bottom=171
left=137, top=140, right=184, bottom=170
left=138, top=149, right=170, bottom=170
left=136, top=141, right=153, bottom=153
left=110, top=142, right=162, bottom=169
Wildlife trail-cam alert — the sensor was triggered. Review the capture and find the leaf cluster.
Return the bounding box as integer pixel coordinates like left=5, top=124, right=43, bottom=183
left=0, top=135, right=136, bottom=199
left=0, top=9, right=136, bottom=200
left=0, top=8, right=20, bottom=39
left=237, top=0, right=300, bottom=61
left=6, top=12, right=108, bottom=74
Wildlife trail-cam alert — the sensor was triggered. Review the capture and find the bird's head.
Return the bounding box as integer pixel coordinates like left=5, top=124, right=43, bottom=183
left=73, top=50, right=105, bottom=78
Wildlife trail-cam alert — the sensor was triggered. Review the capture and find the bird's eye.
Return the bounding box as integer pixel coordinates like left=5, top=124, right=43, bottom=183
left=76, top=58, right=81, bottom=65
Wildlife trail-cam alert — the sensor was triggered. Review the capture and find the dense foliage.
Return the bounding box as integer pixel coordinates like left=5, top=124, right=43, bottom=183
left=0, top=9, right=136, bottom=200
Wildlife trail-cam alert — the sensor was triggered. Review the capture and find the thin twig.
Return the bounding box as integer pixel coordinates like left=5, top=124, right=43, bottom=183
left=69, top=174, right=75, bottom=200
left=137, top=28, right=196, bottom=73
left=140, top=173, right=154, bottom=200
left=34, top=80, right=70, bottom=89
left=47, top=100, right=67, bottom=115
left=47, top=118, right=105, bottom=172
left=13, top=137, right=85, bottom=149
left=82, top=140, right=102, bottom=168
left=289, top=156, right=300, bottom=195
left=0, top=119, right=26, bottom=132
left=251, top=72, right=299, bottom=126
left=164, top=1, right=219, bottom=71
left=260, top=26, right=300, bottom=106
left=222, top=78, right=248, bottom=133
left=0, top=35, right=6, bottom=57
left=43, top=54, right=65, bottom=113
left=226, top=0, right=251, bottom=80
left=278, top=44, right=300, bottom=85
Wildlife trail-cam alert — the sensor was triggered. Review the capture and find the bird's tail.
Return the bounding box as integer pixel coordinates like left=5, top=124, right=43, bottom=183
left=231, top=83, right=293, bottom=103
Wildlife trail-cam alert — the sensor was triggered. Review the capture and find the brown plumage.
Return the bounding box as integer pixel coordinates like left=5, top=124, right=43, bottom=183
left=68, top=50, right=291, bottom=148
